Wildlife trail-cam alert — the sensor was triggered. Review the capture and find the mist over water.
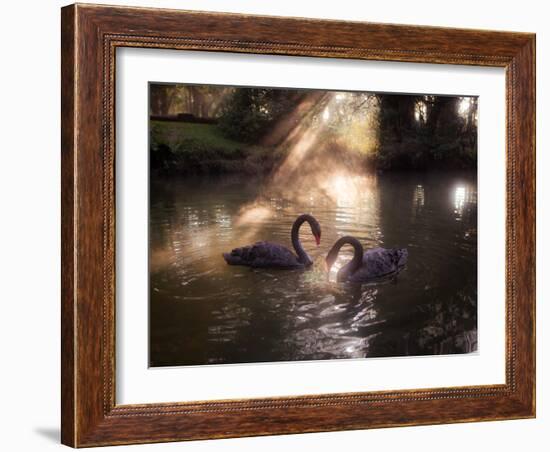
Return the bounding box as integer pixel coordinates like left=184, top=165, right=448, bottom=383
left=149, top=171, right=477, bottom=366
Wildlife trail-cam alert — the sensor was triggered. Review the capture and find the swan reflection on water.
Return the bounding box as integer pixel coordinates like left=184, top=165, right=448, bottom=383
left=149, top=172, right=478, bottom=367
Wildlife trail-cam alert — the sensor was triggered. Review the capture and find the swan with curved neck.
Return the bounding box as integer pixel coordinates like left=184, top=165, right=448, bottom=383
left=223, top=214, right=321, bottom=268
left=326, top=236, right=407, bottom=282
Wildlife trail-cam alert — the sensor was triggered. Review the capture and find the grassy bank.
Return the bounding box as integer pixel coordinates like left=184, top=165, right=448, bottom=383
left=150, top=120, right=283, bottom=175
left=150, top=120, right=476, bottom=177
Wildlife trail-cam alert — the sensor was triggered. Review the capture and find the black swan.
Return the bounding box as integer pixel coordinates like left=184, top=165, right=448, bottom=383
left=223, top=214, right=321, bottom=269
left=325, top=236, right=407, bottom=282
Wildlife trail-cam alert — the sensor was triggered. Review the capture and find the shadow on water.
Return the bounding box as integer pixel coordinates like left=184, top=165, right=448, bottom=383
left=149, top=171, right=477, bottom=366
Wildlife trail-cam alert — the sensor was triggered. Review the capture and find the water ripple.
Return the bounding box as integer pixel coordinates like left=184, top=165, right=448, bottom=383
left=149, top=172, right=478, bottom=366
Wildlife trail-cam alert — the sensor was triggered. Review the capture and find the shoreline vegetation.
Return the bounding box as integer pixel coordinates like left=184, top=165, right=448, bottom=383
left=150, top=120, right=285, bottom=175
left=149, top=85, right=478, bottom=176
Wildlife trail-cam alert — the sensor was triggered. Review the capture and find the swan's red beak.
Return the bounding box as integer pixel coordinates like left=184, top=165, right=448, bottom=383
left=315, top=234, right=321, bottom=246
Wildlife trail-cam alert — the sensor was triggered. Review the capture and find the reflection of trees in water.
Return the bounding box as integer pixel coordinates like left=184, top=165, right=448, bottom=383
left=366, top=287, right=477, bottom=357
left=367, top=172, right=478, bottom=356
left=149, top=173, right=478, bottom=366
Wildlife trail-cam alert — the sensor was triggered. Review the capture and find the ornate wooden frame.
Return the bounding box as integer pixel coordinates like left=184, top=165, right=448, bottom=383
left=61, top=3, right=536, bottom=447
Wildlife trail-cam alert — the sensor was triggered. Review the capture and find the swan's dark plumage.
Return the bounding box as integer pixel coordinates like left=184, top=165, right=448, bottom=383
left=326, top=236, right=407, bottom=282
left=223, top=241, right=303, bottom=268
left=222, top=214, right=321, bottom=269
left=348, top=247, right=408, bottom=282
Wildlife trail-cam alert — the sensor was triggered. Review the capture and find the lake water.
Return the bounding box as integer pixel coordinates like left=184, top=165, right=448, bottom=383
left=149, top=171, right=477, bottom=366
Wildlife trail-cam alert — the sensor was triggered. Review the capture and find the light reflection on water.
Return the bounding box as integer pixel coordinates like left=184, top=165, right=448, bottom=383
left=149, top=171, right=477, bottom=366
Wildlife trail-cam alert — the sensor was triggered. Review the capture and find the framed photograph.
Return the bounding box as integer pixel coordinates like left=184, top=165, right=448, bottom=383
left=61, top=3, right=536, bottom=447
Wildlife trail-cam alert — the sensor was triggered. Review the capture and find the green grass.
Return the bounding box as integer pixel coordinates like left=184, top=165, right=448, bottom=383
left=150, top=120, right=281, bottom=174
left=151, top=121, right=243, bottom=155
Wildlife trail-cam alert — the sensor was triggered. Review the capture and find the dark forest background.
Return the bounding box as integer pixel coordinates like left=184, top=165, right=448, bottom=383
left=149, top=83, right=478, bottom=175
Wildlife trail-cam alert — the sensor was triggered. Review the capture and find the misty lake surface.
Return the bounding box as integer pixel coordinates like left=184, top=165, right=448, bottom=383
left=149, top=171, right=477, bottom=367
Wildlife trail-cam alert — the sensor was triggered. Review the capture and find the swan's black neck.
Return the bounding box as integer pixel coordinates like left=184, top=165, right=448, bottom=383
left=327, top=236, right=364, bottom=281
left=291, top=214, right=314, bottom=265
